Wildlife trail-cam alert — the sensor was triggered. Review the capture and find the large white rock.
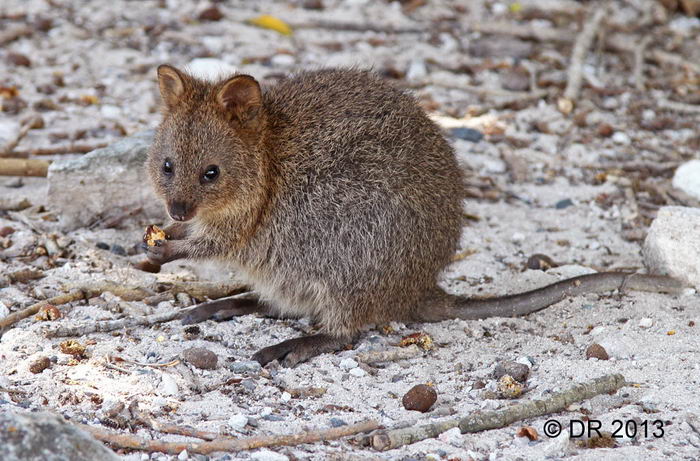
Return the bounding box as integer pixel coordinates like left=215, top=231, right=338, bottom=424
left=672, top=160, right=700, bottom=201
left=643, top=206, right=700, bottom=287
left=47, top=130, right=166, bottom=230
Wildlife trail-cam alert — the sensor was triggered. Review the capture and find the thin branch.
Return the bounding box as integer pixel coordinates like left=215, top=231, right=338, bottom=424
left=356, top=345, right=422, bottom=365
left=562, top=7, right=608, bottom=105
left=0, top=158, right=51, bottom=177
left=369, top=373, right=626, bottom=450
left=77, top=419, right=380, bottom=455
left=0, top=289, right=85, bottom=330
left=12, top=142, right=109, bottom=157
left=0, top=116, right=44, bottom=158
left=633, top=36, right=652, bottom=91
left=0, top=25, right=32, bottom=46
left=43, top=310, right=186, bottom=338
left=0, top=269, right=45, bottom=288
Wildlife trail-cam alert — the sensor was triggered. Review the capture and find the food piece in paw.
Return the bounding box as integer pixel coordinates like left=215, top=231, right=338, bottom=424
left=144, top=224, right=167, bottom=247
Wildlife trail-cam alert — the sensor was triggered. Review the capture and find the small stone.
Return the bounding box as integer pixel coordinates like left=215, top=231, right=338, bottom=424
left=28, top=356, right=51, bottom=374
left=402, top=384, right=437, bottom=412
left=597, top=123, right=614, bottom=137
left=7, top=52, right=31, bottom=67
left=241, top=379, right=257, bottom=392
left=181, top=347, right=218, bottom=370
left=280, top=391, right=292, bottom=402
left=0, top=226, right=14, bottom=237
left=95, top=242, right=109, bottom=250
left=639, top=318, right=654, bottom=328
left=250, top=450, right=289, bottom=461
left=339, top=358, right=358, bottom=370
left=229, top=360, right=262, bottom=373
left=449, top=127, right=484, bottom=142
left=270, top=54, right=295, bottom=67
left=329, top=417, right=347, bottom=427
left=472, top=379, right=486, bottom=390
left=159, top=374, right=178, bottom=396
left=228, top=414, right=248, bottom=431
left=672, top=160, right=700, bottom=201
left=585, top=343, right=609, bottom=360
left=183, top=325, right=200, bottom=339
left=612, top=132, right=631, bottom=145
left=141, top=454, right=149, bottom=461
left=198, top=6, right=224, bottom=21
left=554, top=198, right=574, bottom=209
left=110, top=244, right=126, bottom=256
left=493, top=361, right=530, bottom=383
left=406, top=58, right=427, bottom=81
left=178, top=449, right=188, bottom=460
left=349, top=367, right=366, bottom=377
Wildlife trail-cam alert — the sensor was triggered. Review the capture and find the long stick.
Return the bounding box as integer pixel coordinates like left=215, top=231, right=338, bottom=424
left=562, top=7, right=608, bottom=103
left=370, top=373, right=626, bottom=450
left=78, top=419, right=380, bottom=455
left=0, top=158, right=50, bottom=177
left=0, top=289, right=85, bottom=330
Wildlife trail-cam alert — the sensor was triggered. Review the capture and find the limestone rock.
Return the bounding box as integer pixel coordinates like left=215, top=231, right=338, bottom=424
left=0, top=410, right=120, bottom=461
left=672, top=160, right=700, bottom=201
left=643, top=206, right=700, bottom=287
left=47, top=130, right=165, bottom=230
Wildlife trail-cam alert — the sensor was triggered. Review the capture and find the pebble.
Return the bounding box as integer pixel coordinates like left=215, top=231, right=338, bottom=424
left=110, top=244, right=127, bottom=256
left=28, top=356, right=51, bottom=374
left=228, top=414, right=248, bottom=431
left=406, top=58, right=427, bottom=81
left=554, top=198, right=574, bottom=209
left=402, top=384, right=437, bottom=412
left=639, top=318, right=653, bottom=328
left=181, top=347, right=218, bottom=370
left=229, top=360, right=262, bottom=373
left=493, top=361, right=529, bottom=383
left=241, top=379, right=257, bottom=392
left=437, top=427, right=463, bottom=446
left=95, top=242, right=110, bottom=250
left=270, top=54, right=295, bottom=67
left=159, top=374, right=178, bottom=396
left=349, top=367, right=366, bottom=377
left=329, top=417, right=347, bottom=427
left=449, top=127, right=484, bottom=142
left=198, top=5, right=223, bottom=21
left=672, top=160, right=700, bottom=201
left=141, top=454, right=149, bottom=461
left=612, top=132, right=631, bottom=145
left=339, top=358, right=358, bottom=370
left=585, top=343, right=609, bottom=360
left=177, top=449, right=188, bottom=460
left=280, top=391, right=292, bottom=402
left=250, top=450, right=289, bottom=461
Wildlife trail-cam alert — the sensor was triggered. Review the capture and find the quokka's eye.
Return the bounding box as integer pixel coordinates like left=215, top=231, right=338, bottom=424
left=163, top=159, right=174, bottom=176
left=202, top=165, right=219, bottom=183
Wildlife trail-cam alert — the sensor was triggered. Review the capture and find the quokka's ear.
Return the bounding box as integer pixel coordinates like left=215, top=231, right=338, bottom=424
left=157, top=65, right=187, bottom=110
left=216, top=75, right=262, bottom=125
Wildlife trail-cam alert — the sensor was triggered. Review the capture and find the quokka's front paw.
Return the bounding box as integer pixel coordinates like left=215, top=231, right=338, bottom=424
left=141, top=239, right=178, bottom=265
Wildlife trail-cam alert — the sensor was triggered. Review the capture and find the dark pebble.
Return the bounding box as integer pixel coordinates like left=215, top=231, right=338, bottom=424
left=526, top=254, right=556, bottom=271
left=402, top=384, right=437, bottom=412
left=7, top=52, right=31, bottom=67
left=95, top=242, right=109, bottom=250
left=241, top=379, right=257, bottom=392
left=263, top=414, right=284, bottom=421
left=390, top=373, right=405, bottom=383
left=450, top=127, right=484, bottom=142
left=555, top=198, right=574, bottom=209
left=472, top=379, right=487, bottom=389
left=198, top=6, right=223, bottom=21
left=29, top=356, right=51, bottom=374
left=183, top=325, right=201, bottom=339
left=585, top=343, right=609, bottom=360
left=329, top=417, right=347, bottom=427
left=494, top=361, right=530, bottom=383
left=0, top=226, right=14, bottom=237
left=182, top=347, right=218, bottom=370
left=110, top=244, right=127, bottom=256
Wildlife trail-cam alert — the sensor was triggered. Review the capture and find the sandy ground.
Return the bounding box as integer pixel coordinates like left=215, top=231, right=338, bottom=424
left=1, top=0, right=700, bottom=460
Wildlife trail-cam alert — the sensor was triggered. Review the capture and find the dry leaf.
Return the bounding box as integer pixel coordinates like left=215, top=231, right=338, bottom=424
left=247, top=15, right=293, bottom=36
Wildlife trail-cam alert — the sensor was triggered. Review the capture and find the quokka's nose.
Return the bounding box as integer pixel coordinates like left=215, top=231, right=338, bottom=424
left=168, top=201, right=193, bottom=221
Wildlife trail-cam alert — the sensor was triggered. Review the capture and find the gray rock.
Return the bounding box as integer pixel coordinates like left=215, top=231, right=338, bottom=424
left=0, top=410, right=120, bottom=461
left=493, top=361, right=530, bottom=383
left=181, top=347, right=218, bottom=370
left=672, top=160, right=700, bottom=201
left=47, top=130, right=165, bottom=230
left=643, top=206, right=700, bottom=287
left=229, top=360, right=262, bottom=373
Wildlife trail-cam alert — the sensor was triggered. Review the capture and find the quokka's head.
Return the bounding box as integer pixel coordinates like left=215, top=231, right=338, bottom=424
left=148, top=64, right=268, bottom=223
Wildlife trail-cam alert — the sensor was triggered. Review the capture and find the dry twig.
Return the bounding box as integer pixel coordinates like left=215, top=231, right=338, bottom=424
left=77, top=419, right=379, bottom=455
left=0, top=158, right=50, bottom=177
left=561, top=7, right=608, bottom=110
left=0, top=289, right=85, bottom=331
left=0, top=25, right=32, bottom=46
left=633, top=36, right=652, bottom=91
left=369, top=373, right=626, bottom=450
left=12, top=142, right=109, bottom=157
left=43, top=310, right=186, bottom=338
left=0, top=269, right=45, bottom=287
left=356, top=345, right=422, bottom=365
left=0, top=116, right=44, bottom=158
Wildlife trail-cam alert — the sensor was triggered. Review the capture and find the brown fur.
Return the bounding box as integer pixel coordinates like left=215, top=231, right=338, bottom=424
left=147, top=67, right=463, bottom=340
